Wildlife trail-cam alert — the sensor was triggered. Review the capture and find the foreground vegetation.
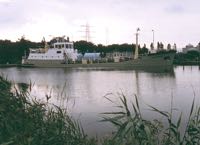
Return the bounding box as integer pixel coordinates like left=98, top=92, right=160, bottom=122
left=102, top=94, right=200, bottom=145
left=0, top=76, right=96, bottom=145
left=1, top=76, right=200, bottom=145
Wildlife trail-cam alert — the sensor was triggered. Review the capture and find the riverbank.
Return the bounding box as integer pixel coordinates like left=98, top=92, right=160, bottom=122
left=174, top=61, right=200, bottom=65
left=1, top=61, right=199, bottom=69
left=0, top=64, right=21, bottom=68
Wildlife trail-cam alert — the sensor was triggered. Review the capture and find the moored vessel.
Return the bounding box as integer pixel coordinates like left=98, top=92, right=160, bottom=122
left=22, top=30, right=176, bottom=70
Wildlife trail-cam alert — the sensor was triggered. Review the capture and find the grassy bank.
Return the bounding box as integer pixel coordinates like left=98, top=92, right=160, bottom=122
left=1, top=76, right=200, bottom=145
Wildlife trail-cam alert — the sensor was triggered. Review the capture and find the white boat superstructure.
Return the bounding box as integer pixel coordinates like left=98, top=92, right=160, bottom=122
left=24, top=37, right=78, bottom=64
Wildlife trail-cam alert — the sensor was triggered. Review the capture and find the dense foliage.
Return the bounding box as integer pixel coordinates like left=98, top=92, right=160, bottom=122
left=0, top=37, right=40, bottom=64
left=174, top=51, right=200, bottom=65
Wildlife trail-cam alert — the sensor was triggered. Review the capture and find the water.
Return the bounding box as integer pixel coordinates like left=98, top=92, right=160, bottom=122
left=0, top=66, right=200, bottom=137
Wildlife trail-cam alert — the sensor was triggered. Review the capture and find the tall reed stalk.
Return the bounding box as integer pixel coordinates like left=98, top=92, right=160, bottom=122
left=102, top=93, right=200, bottom=145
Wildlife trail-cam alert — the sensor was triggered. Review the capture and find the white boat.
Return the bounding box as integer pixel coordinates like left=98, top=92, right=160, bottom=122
left=22, top=36, right=79, bottom=65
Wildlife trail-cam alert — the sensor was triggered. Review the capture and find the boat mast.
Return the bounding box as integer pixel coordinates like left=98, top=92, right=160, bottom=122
left=134, top=28, right=140, bottom=59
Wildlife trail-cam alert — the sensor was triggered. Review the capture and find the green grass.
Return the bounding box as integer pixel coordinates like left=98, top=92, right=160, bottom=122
left=1, top=76, right=200, bottom=145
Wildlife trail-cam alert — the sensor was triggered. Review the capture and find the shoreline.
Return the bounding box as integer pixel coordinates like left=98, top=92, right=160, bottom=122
left=1, top=63, right=200, bottom=68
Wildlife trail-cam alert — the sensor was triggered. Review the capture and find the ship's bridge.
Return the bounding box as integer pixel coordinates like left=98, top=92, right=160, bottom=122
left=27, top=36, right=78, bottom=62
left=49, top=36, right=73, bottom=49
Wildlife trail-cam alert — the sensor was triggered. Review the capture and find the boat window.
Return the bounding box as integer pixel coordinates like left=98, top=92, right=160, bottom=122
left=57, top=51, right=61, bottom=54
left=62, top=44, right=64, bottom=48
left=69, top=44, right=72, bottom=48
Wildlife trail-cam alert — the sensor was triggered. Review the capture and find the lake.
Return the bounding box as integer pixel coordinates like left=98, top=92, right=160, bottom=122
left=0, top=66, right=200, bottom=137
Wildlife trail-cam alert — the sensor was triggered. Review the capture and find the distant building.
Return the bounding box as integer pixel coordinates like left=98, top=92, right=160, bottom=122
left=81, top=53, right=101, bottom=64
left=106, top=51, right=133, bottom=62
left=182, top=43, right=200, bottom=53
left=83, top=53, right=101, bottom=60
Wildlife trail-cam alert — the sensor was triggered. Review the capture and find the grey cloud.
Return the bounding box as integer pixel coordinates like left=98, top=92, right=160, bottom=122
left=165, top=4, right=185, bottom=13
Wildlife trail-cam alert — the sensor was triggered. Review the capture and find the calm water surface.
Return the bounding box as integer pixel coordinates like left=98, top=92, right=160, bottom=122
left=0, top=66, right=200, bottom=137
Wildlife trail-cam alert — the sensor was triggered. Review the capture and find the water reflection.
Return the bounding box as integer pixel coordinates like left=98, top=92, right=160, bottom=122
left=0, top=66, right=200, bottom=137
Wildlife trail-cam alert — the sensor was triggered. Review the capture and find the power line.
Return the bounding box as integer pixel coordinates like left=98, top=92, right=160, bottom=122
left=80, top=22, right=94, bottom=42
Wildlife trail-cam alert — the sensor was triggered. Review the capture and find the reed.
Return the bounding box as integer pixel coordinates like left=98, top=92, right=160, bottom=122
left=0, top=76, right=96, bottom=145
left=102, top=93, right=200, bottom=145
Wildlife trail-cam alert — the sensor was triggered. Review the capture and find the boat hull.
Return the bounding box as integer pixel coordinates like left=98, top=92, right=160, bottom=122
left=22, top=52, right=175, bottom=71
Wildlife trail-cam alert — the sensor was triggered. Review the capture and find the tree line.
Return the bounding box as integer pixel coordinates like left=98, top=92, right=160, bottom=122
left=0, top=37, right=40, bottom=64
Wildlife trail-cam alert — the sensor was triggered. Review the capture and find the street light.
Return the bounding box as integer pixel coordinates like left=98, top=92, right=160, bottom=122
left=134, top=28, right=140, bottom=59
left=152, top=29, right=154, bottom=48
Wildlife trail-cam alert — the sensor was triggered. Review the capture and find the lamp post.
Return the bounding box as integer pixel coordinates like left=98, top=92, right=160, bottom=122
left=134, top=28, right=140, bottom=59
left=152, top=29, right=154, bottom=48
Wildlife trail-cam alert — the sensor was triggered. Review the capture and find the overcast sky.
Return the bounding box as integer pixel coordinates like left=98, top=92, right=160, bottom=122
left=0, top=0, right=199, bottom=48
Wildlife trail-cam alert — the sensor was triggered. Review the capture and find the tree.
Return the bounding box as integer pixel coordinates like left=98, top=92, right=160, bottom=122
left=173, top=43, right=177, bottom=50
left=167, top=44, right=171, bottom=50
left=186, top=50, right=200, bottom=61
left=150, top=43, right=154, bottom=50
left=74, top=41, right=96, bottom=55
left=157, top=42, right=160, bottom=50
left=160, top=42, right=164, bottom=50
